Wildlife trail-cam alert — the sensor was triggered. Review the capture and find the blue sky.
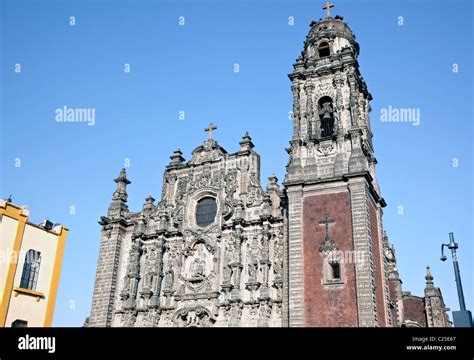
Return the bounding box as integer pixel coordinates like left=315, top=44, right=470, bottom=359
left=1, top=0, right=472, bottom=327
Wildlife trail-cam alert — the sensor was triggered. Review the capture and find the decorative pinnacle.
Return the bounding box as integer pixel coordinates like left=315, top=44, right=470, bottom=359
left=268, top=173, right=278, bottom=183
left=145, top=195, right=155, bottom=203
left=114, top=168, right=131, bottom=185
left=111, top=168, right=130, bottom=207
left=425, top=266, right=434, bottom=286
left=239, top=131, right=254, bottom=150
left=169, top=148, right=185, bottom=165
left=266, top=174, right=280, bottom=191
left=143, top=195, right=155, bottom=212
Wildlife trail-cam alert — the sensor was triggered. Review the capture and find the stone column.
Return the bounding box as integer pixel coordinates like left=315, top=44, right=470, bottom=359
left=286, top=186, right=304, bottom=327
left=348, top=178, right=378, bottom=327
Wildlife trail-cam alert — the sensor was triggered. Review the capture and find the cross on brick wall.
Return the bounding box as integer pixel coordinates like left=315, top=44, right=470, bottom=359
left=319, top=213, right=335, bottom=241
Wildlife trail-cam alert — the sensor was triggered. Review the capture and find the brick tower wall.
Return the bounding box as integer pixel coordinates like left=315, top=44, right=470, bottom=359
left=302, top=191, right=358, bottom=327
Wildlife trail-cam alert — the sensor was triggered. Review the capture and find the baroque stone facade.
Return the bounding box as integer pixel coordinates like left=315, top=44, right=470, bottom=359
left=86, top=12, right=450, bottom=328
left=88, top=133, right=285, bottom=327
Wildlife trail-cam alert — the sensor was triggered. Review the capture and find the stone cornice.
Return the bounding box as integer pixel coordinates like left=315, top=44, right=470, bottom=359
left=283, top=171, right=386, bottom=207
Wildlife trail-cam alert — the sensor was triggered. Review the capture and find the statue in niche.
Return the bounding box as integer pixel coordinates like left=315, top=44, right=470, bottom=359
left=191, top=258, right=206, bottom=278
left=227, top=234, right=240, bottom=264
left=164, top=270, right=174, bottom=290
left=223, top=265, right=232, bottom=283
left=177, top=275, right=186, bottom=295
left=144, top=270, right=153, bottom=289
left=318, top=97, right=335, bottom=138
left=248, top=257, right=258, bottom=280
left=189, top=243, right=207, bottom=279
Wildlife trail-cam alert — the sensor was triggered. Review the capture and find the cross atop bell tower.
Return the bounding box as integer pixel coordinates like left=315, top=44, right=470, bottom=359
left=322, top=1, right=334, bottom=18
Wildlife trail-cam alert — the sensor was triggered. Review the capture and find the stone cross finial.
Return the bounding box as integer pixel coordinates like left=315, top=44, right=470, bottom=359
left=204, top=123, right=218, bottom=140
left=322, top=1, right=334, bottom=17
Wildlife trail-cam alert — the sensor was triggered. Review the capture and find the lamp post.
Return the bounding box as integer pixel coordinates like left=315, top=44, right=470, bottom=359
left=440, top=232, right=472, bottom=327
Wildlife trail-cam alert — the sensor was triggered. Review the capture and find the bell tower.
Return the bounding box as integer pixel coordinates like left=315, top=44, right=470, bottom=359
left=284, top=7, right=391, bottom=327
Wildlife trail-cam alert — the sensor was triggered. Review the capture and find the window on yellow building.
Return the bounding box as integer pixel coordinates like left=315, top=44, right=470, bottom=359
left=19, top=249, right=41, bottom=291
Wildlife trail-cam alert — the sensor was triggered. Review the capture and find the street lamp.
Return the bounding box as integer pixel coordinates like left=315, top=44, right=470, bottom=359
left=440, top=232, right=472, bottom=327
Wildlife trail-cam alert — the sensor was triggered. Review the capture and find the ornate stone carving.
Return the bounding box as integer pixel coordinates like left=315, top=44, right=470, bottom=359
left=317, top=142, right=335, bottom=156
left=188, top=140, right=226, bottom=165
left=172, top=306, right=215, bottom=327
left=105, top=114, right=285, bottom=328
left=122, top=310, right=137, bottom=327
left=273, top=231, right=284, bottom=281
left=225, top=169, right=238, bottom=205
left=315, top=81, right=335, bottom=100
left=246, top=172, right=263, bottom=207
left=163, top=270, right=174, bottom=291
left=176, top=176, right=189, bottom=203
left=188, top=172, right=220, bottom=193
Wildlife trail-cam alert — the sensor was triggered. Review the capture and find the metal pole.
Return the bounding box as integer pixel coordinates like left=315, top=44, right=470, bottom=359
left=449, top=233, right=466, bottom=312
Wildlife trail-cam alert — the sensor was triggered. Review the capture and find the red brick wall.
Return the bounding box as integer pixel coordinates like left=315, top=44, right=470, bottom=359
left=302, top=191, right=358, bottom=327
left=369, top=202, right=387, bottom=326
left=389, top=280, right=400, bottom=327
left=403, top=296, right=427, bottom=327
left=389, top=280, right=397, bottom=300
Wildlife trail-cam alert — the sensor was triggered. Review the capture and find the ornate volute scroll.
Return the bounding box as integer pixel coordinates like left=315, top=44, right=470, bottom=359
left=172, top=306, right=216, bottom=328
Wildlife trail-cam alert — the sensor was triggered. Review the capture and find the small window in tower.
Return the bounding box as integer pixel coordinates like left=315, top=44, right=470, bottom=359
left=318, top=42, right=330, bottom=58
left=196, top=197, right=217, bottom=227
left=330, top=263, right=341, bottom=280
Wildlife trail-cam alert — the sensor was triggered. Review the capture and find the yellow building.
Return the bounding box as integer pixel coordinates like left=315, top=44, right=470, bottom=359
left=0, top=200, right=68, bottom=327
